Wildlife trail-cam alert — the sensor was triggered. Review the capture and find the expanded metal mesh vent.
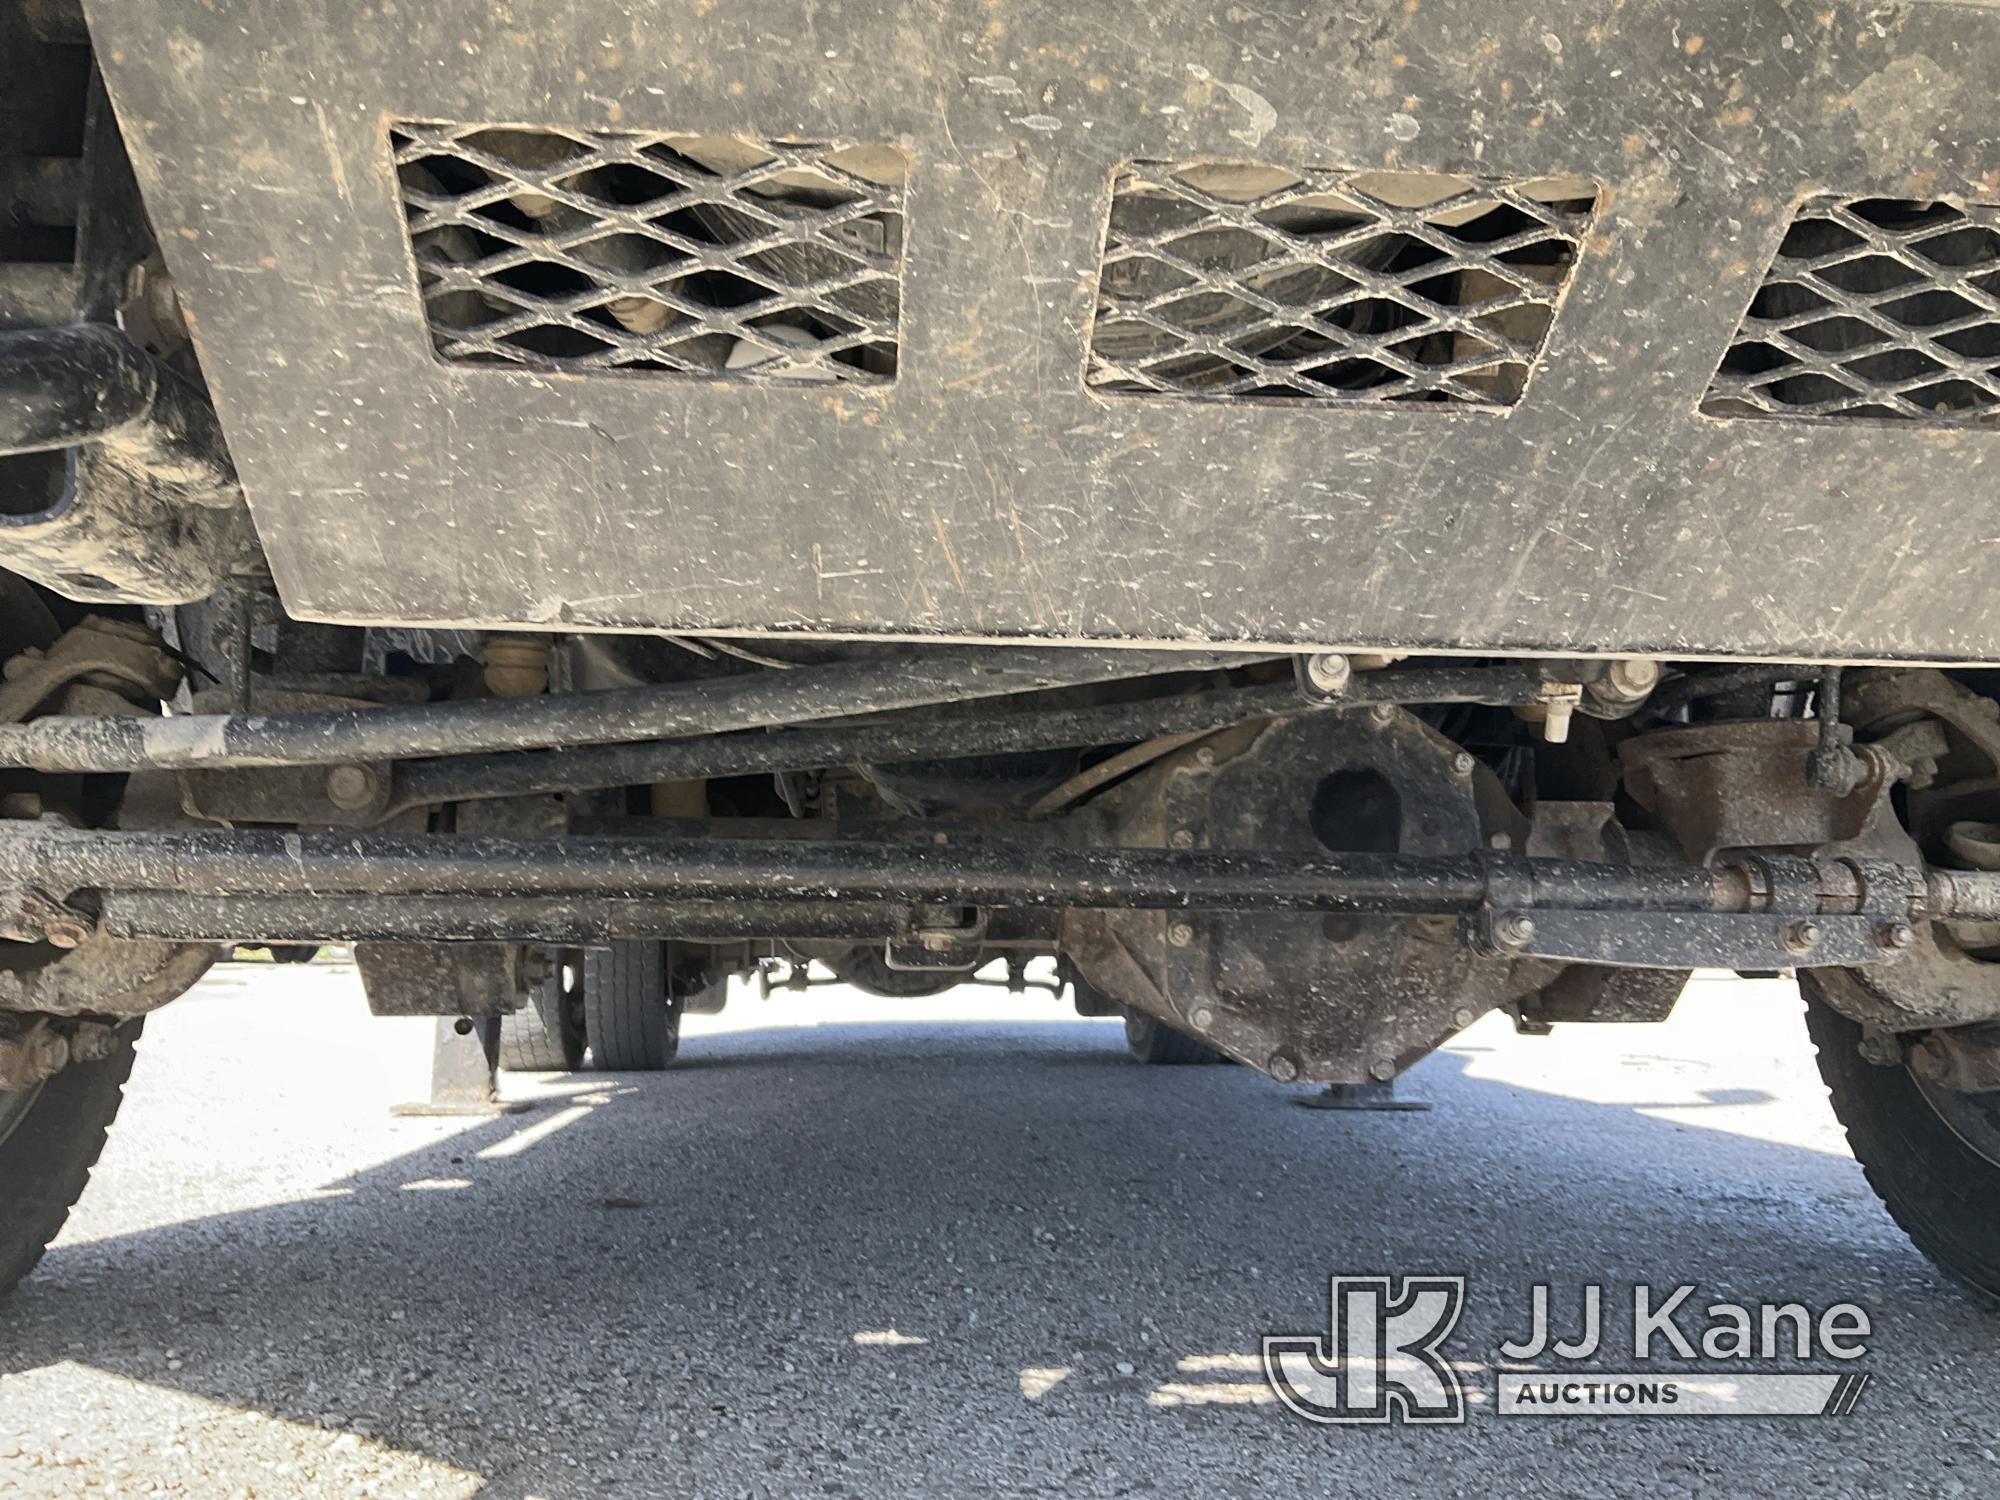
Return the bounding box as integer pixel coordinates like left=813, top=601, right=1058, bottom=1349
left=391, top=123, right=907, bottom=384
left=1085, top=163, right=1598, bottom=407
left=1704, top=197, right=2000, bottom=425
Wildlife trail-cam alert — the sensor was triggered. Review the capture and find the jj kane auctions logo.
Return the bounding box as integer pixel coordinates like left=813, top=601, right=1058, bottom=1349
left=1262, top=1277, right=1872, bottom=1422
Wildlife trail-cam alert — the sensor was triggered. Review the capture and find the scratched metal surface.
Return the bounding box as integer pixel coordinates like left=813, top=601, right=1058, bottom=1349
left=83, top=0, right=2000, bottom=661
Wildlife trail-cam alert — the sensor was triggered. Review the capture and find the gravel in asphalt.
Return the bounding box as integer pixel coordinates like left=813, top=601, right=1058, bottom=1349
left=1, top=964, right=1996, bottom=1497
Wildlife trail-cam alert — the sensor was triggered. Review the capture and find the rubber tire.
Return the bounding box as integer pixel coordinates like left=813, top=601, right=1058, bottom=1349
left=1123, top=1009, right=1222, bottom=1065
left=585, top=943, right=682, bottom=1072
left=500, top=955, right=585, bottom=1072
left=0, top=1021, right=141, bottom=1297
left=1804, top=986, right=2000, bottom=1302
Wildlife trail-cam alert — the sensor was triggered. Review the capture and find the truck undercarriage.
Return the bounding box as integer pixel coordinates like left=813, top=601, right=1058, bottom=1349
left=8, top=0, right=2000, bottom=1304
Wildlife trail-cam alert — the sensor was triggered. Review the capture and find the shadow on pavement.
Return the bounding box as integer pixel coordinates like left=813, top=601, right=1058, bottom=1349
left=2, top=1007, right=1996, bottom=1497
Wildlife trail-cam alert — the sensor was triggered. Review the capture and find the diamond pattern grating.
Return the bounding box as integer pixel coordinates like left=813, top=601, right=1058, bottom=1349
left=1704, top=196, right=2000, bottom=426
left=391, top=122, right=908, bottom=384
left=1084, top=162, right=1598, bottom=407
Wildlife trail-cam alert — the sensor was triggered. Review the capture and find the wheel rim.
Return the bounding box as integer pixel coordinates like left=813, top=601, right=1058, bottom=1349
left=0, top=1081, right=44, bottom=1153
left=1912, top=1071, right=2000, bottom=1168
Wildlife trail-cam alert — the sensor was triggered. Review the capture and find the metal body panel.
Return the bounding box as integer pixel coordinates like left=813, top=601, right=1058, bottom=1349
left=84, top=0, right=2000, bottom=660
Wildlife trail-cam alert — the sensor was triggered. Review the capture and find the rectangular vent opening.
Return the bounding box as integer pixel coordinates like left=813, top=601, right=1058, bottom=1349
left=1085, top=162, right=1597, bottom=408
left=1705, top=196, right=2000, bottom=426
left=392, top=123, right=908, bottom=385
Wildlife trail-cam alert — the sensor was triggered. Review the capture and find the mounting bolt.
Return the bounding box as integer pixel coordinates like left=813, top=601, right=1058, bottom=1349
left=1267, top=1053, right=1299, bottom=1083
left=1369, top=703, right=1396, bottom=725
left=1194, top=745, right=1217, bottom=769
left=40, top=913, right=88, bottom=950
left=1493, top=913, right=1537, bottom=951
left=1452, top=1006, right=1476, bottom=1029
left=1780, top=919, right=1822, bottom=955
left=1877, top=921, right=1917, bottom=952
left=1452, top=752, right=1476, bottom=776
left=1168, top=921, right=1195, bottom=949
left=1189, top=1006, right=1215, bottom=1031
left=326, top=763, right=380, bottom=812
left=1304, top=653, right=1351, bottom=696
left=1600, top=657, right=1663, bottom=704
left=1170, top=829, right=1194, bottom=849
left=1368, top=1056, right=1398, bottom=1083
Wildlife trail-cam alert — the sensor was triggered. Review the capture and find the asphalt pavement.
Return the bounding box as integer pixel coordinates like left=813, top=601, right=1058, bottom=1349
left=1, top=962, right=1996, bottom=1497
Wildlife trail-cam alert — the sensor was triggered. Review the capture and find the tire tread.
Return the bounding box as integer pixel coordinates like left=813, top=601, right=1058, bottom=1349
left=585, top=943, right=680, bottom=1072
left=0, top=1024, right=140, bottom=1297
left=500, top=964, right=583, bottom=1072
left=1802, top=981, right=2000, bottom=1305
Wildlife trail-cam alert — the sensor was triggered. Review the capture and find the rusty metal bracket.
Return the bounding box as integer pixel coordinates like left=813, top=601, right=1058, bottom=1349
left=1621, top=719, right=1901, bottom=863
left=0, top=884, right=94, bottom=948
left=1474, top=907, right=1905, bottom=971
left=0, top=1012, right=68, bottom=1089
left=0, top=932, right=214, bottom=1017
left=355, top=941, right=527, bottom=1018
left=1797, top=670, right=2000, bottom=1032
left=885, top=903, right=987, bottom=972
left=0, top=85, right=248, bottom=607
left=1908, top=1023, right=2000, bottom=1093
left=1806, top=667, right=1864, bottom=794
left=0, top=1013, right=132, bottom=1090
left=0, top=614, right=182, bottom=725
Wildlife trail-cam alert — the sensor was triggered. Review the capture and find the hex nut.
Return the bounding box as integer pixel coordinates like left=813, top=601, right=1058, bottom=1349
left=1368, top=1056, right=1398, bottom=1082
left=1267, top=1053, right=1299, bottom=1082
left=1189, top=1006, right=1215, bottom=1031
left=1304, top=653, right=1351, bottom=695
left=1877, top=921, right=1917, bottom=951
left=1781, top=919, right=1822, bottom=955
left=1167, top=921, right=1195, bottom=948
left=325, top=763, right=380, bottom=811
left=1601, top=657, right=1663, bottom=702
